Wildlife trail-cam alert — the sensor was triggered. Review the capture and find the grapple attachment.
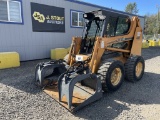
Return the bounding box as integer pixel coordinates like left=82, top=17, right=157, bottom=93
left=35, top=60, right=102, bottom=112
left=44, top=73, right=102, bottom=112
left=35, top=60, right=67, bottom=87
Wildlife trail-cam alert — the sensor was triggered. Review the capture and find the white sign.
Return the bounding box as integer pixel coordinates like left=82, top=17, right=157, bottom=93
left=101, top=41, right=104, bottom=48
left=137, top=32, right=141, bottom=37
left=76, top=55, right=83, bottom=61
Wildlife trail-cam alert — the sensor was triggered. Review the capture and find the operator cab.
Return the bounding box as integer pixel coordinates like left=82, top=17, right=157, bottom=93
left=79, top=10, right=131, bottom=54
left=79, top=10, right=106, bottom=54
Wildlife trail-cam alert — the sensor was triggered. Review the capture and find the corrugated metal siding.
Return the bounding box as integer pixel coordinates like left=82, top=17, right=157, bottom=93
left=0, top=0, right=144, bottom=61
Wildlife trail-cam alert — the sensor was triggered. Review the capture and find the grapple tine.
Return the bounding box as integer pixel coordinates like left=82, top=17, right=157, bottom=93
left=34, top=60, right=67, bottom=87
left=58, top=73, right=102, bottom=112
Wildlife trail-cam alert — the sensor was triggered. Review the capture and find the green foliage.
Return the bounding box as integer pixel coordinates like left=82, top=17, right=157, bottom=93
left=144, top=12, right=160, bottom=35
left=125, top=2, right=139, bottom=14
left=124, top=2, right=160, bottom=36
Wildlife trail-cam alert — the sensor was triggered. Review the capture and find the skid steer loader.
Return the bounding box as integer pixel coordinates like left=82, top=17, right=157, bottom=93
left=35, top=10, right=145, bottom=112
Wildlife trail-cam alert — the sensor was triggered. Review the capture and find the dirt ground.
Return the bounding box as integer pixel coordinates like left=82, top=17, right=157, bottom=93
left=0, top=47, right=160, bottom=120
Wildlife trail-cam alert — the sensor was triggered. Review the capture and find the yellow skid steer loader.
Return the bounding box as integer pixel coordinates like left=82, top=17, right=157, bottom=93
left=35, top=10, right=145, bottom=112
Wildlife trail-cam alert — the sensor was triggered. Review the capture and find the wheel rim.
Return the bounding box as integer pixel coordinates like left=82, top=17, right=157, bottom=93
left=111, top=68, right=122, bottom=86
left=136, top=62, right=143, bottom=77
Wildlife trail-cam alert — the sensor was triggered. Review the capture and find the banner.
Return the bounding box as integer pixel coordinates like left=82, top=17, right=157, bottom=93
left=31, top=2, right=65, bottom=32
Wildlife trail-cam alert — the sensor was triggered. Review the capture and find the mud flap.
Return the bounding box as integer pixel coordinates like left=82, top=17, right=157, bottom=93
left=35, top=61, right=67, bottom=87
left=44, top=73, right=102, bottom=112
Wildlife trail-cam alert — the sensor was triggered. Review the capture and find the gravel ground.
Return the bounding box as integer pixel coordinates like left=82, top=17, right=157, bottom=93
left=0, top=47, right=160, bottom=120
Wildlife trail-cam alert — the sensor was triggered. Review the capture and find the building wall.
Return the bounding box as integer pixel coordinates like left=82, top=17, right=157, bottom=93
left=0, top=0, right=144, bottom=61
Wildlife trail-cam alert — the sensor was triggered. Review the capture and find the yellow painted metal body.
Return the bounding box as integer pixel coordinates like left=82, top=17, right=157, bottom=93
left=51, top=48, right=68, bottom=60
left=0, top=52, right=20, bottom=69
left=67, top=16, right=143, bottom=74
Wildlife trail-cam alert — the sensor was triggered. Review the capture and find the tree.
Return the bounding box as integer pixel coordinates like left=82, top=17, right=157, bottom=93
left=125, top=2, right=139, bottom=14
left=144, top=13, right=160, bottom=35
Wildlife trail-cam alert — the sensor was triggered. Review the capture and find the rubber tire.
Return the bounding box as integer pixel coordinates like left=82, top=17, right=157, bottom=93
left=97, top=59, right=124, bottom=92
left=125, top=56, right=145, bottom=82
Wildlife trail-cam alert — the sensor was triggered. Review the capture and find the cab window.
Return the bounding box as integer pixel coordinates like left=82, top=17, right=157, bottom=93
left=106, top=16, right=117, bottom=37
left=105, top=16, right=130, bottom=37
left=116, top=17, right=130, bottom=36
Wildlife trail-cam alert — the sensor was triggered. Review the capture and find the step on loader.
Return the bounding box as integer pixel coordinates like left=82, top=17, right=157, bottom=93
left=35, top=10, right=145, bottom=112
